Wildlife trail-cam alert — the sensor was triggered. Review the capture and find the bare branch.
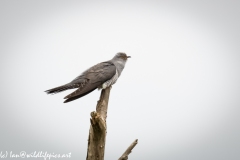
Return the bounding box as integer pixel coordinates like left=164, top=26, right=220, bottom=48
left=118, top=139, right=138, bottom=160
left=86, top=87, right=111, bottom=160
left=86, top=86, right=138, bottom=160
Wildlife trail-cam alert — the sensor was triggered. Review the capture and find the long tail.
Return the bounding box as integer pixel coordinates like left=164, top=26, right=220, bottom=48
left=63, top=87, right=97, bottom=103
left=45, top=83, right=74, bottom=94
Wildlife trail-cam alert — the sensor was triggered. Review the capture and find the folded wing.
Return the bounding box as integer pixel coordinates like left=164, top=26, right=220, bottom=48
left=63, top=61, right=116, bottom=103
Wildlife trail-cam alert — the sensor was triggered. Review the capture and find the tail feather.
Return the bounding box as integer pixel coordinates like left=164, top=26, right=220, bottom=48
left=45, top=84, right=74, bottom=94
left=63, top=80, right=100, bottom=103
left=63, top=87, right=97, bottom=103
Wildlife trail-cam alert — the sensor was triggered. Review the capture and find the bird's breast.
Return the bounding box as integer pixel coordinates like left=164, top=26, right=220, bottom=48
left=100, top=69, right=119, bottom=89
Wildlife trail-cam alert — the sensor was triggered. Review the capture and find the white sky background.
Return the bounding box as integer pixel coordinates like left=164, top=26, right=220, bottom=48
left=1, top=0, right=240, bottom=159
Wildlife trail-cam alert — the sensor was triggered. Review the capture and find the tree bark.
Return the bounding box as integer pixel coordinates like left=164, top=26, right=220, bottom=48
left=118, top=139, right=138, bottom=160
left=86, top=87, right=111, bottom=160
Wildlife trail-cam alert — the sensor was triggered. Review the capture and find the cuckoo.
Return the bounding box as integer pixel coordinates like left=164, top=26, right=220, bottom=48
left=45, top=52, right=130, bottom=103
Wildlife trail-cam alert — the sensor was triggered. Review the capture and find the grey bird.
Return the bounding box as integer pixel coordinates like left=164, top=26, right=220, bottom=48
left=45, top=52, right=131, bottom=103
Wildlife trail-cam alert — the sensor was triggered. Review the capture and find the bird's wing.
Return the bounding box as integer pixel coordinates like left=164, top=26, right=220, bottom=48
left=63, top=61, right=116, bottom=103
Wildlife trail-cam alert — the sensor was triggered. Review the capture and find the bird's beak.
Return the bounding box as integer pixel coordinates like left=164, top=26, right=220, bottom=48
left=127, top=56, right=131, bottom=58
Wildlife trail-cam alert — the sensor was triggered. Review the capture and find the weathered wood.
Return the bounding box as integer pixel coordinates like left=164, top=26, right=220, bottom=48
left=86, top=87, right=111, bottom=160
left=118, top=139, right=138, bottom=160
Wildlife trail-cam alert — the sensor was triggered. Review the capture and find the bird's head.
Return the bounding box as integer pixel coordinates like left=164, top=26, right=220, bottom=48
left=113, top=52, right=131, bottom=61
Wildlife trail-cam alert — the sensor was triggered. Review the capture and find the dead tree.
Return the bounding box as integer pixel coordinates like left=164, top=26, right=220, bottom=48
left=86, top=87, right=137, bottom=160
